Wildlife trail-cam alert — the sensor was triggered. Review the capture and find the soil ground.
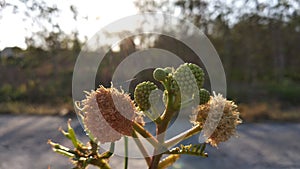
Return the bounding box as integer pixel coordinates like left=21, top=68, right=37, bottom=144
left=0, top=115, right=300, bottom=169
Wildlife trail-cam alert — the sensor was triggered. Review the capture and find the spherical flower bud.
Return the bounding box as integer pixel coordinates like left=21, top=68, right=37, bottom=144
left=187, top=63, right=205, bottom=88
left=199, top=88, right=210, bottom=105
left=191, top=93, right=242, bottom=147
left=153, top=68, right=167, bottom=81
left=81, top=86, right=138, bottom=144
left=134, top=81, right=158, bottom=111
left=173, top=63, right=204, bottom=100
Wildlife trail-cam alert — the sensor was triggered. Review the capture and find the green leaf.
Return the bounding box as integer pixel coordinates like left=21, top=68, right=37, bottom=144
left=158, top=154, right=180, bottom=169
left=67, top=119, right=79, bottom=148
left=52, top=148, right=75, bottom=158
left=166, top=143, right=208, bottom=157
left=101, top=142, right=115, bottom=159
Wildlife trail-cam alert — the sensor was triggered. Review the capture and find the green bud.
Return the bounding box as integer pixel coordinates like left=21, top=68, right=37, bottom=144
left=199, top=88, right=210, bottom=105
left=134, top=81, right=158, bottom=111
left=153, top=68, right=167, bottom=81
left=173, top=63, right=204, bottom=97
left=186, top=63, right=205, bottom=88
left=163, top=67, right=174, bottom=74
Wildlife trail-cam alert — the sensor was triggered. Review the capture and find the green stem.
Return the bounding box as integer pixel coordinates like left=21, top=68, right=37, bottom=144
left=132, top=131, right=152, bottom=166
left=132, top=122, right=160, bottom=148
left=164, top=124, right=201, bottom=148
left=150, top=104, right=163, bottom=123
left=143, top=110, right=162, bottom=123
left=101, top=142, right=115, bottom=158
left=110, top=142, right=115, bottom=152
left=149, top=82, right=176, bottom=169
left=89, top=158, right=111, bottom=169
left=124, top=137, right=128, bottom=169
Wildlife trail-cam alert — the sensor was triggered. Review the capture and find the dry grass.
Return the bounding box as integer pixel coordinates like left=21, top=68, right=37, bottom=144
left=239, top=102, right=300, bottom=122
left=0, top=102, right=73, bottom=116
left=0, top=101, right=299, bottom=122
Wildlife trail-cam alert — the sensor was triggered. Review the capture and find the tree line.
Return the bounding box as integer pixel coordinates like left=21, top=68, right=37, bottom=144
left=1, top=0, right=299, bottom=106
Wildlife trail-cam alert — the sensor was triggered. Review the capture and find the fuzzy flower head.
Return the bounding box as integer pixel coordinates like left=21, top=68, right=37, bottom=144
left=81, top=86, right=141, bottom=144
left=191, top=92, right=242, bottom=147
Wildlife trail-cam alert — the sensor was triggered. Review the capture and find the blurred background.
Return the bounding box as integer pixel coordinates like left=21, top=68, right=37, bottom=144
left=0, top=0, right=300, bottom=168
left=1, top=0, right=299, bottom=122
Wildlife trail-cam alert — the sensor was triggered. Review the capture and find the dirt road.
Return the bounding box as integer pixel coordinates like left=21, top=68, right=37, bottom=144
left=0, top=115, right=299, bottom=169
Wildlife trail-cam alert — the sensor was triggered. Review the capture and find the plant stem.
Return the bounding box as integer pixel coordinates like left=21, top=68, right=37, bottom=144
left=132, top=121, right=160, bottom=148
left=101, top=142, right=115, bottom=158
left=149, top=87, right=176, bottom=169
left=110, top=142, right=115, bottom=152
left=89, top=158, right=111, bottom=169
left=132, top=131, right=152, bottom=166
left=124, top=137, right=128, bottom=169
left=164, top=124, right=201, bottom=148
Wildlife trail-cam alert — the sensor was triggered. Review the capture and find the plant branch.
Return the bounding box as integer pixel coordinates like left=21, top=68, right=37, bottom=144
left=164, top=124, right=201, bottom=148
left=124, top=137, right=128, bottom=169
left=132, top=131, right=152, bottom=166
left=149, top=79, right=176, bottom=169
left=132, top=121, right=160, bottom=148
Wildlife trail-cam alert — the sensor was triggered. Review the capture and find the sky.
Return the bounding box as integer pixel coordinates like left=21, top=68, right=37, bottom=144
left=0, top=0, right=294, bottom=50
left=0, top=0, right=138, bottom=50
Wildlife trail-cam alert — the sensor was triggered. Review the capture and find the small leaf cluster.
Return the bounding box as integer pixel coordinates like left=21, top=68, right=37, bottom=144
left=48, top=120, right=113, bottom=169
left=167, top=143, right=208, bottom=157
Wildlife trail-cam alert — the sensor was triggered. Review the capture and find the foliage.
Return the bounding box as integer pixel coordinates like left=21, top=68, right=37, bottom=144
left=0, top=47, right=76, bottom=104
left=0, top=0, right=299, bottom=115
left=166, top=144, right=207, bottom=157
left=133, top=0, right=300, bottom=105
left=49, top=120, right=113, bottom=169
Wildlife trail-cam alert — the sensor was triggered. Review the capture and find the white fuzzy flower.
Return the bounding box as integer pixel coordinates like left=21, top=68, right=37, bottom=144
left=81, top=86, right=140, bottom=144
left=191, top=92, right=242, bottom=146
